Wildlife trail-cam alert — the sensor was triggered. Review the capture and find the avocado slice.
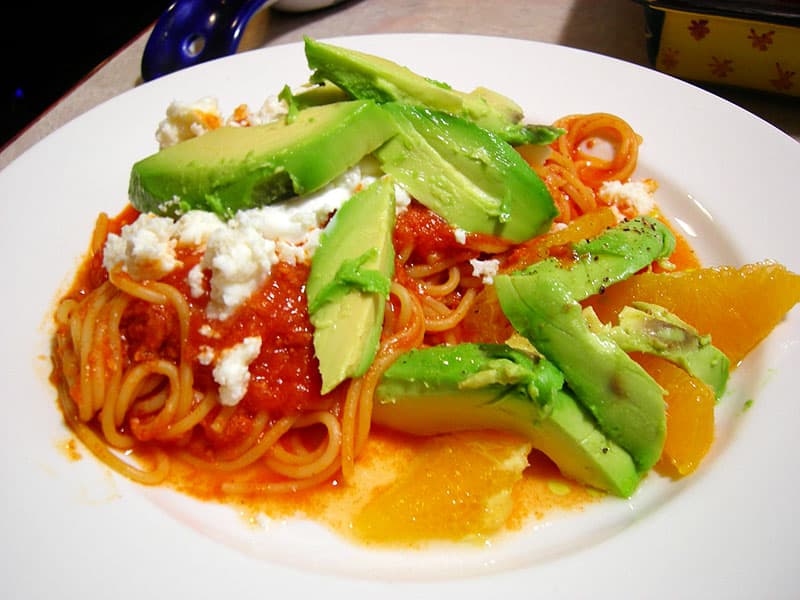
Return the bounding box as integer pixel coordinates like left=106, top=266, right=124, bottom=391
left=306, top=177, right=396, bottom=394
left=375, top=103, right=557, bottom=242
left=290, top=81, right=351, bottom=110
left=129, top=100, right=397, bottom=219
left=278, top=82, right=352, bottom=124
left=304, top=37, right=545, bottom=145
left=515, top=216, right=677, bottom=301
left=374, top=343, right=640, bottom=497
left=496, top=276, right=667, bottom=473
left=584, top=302, right=730, bottom=398
left=494, top=217, right=677, bottom=473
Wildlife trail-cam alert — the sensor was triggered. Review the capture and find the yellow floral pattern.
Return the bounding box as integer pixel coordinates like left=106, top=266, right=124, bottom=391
left=653, top=8, right=799, bottom=96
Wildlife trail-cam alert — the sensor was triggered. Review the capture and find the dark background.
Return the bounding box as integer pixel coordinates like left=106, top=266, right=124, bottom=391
left=2, top=2, right=171, bottom=149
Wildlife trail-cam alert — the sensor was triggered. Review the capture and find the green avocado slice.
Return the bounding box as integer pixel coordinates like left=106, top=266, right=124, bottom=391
left=375, top=103, right=557, bottom=242
left=374, top=343, right=640, bottom=497
left=304, top=36, right=545, bottom=145
left=495, top=276, right=667, bottom=473
left=494, top=217, right=677, bottom=473
left=515, top=216, right=677, bottom=301
left=584, top=302, right=730, bottom=398
left=129, top=100, right=397, bottom=219
left=307, top=177, right=396, bottom=394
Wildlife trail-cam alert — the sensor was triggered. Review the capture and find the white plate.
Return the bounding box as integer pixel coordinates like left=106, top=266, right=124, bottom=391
left=1, top=34, right=798, bottom=599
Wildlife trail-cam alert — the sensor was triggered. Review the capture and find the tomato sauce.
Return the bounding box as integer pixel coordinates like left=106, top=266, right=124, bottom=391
left=61, top=203, right=606, bottom=546
left=87, top=207, right=326, bottom=422
left=161, top=259, right=325, bottom=418
left=205, top=261, right=324, bottom=415
left=394, top=201, right=471, bottom=258
left=394, top=200, right=509, bottom=258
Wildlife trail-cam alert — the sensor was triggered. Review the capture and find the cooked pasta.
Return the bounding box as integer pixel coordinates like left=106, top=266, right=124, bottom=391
left=50, top=111, right=653, bottom=499
left=530, top=112, right=643, bottom=223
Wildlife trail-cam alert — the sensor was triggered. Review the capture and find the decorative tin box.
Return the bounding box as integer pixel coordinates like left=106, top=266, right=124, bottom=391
left=636, top=1, right=800, bottom=96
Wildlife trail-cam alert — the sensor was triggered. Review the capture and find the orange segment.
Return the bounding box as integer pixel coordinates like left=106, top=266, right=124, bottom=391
left=634, top=354, right=715, bottom=477
left=351, top=431, right=531, bottom=545
left=460, top=285, right=514, bottom=344
left=587, top=261, right=800, bottom=366
left=503, top=206, right=618, bottom=272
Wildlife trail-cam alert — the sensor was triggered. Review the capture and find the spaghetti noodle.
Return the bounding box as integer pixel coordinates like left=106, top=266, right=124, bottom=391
left=50, top=111, right=650, bottom=499
left=529, top=112, right=643, bottom=223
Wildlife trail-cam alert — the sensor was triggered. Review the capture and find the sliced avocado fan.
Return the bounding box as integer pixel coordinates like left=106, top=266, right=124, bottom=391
left=374, top=217, right=728, bottom=492
left=496, top=275, right=667, bottom=473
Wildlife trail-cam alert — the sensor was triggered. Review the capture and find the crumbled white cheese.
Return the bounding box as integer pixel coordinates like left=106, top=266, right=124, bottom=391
left=212, top=336, right=262, bottom=406
left=598, top=179, right=658, bottom=217
left=174, top=210, right=224, bottom=246
left=102, top=214, right=180, bottom=280
left=202, top=225, right=278, bottom=321
left=187, top=264, right=206, bottom=298
left=156, top=196, right=184, bottom=216
left=394, top=184, right=411, bottom=214
left=198, top=164, right=376, bottom=319
left=197, top=345, right=216, bottom=366
left=470, top=258, right=501, bottom=284
left=244, top=94, right=289, bottom=126
left=454, top=228, right=467, bottom=245
left=155, top=97, right=222, bottom=149
left=199, top=324, right=219, bottom=338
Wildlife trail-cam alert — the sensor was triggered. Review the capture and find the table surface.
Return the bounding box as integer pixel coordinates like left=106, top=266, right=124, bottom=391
left=1, top=0, right=797, bottom=172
